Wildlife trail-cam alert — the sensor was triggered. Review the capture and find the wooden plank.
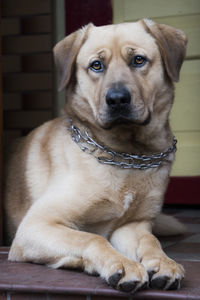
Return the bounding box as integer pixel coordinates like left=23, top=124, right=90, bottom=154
left=3, top=73, right=52, bottom=92
left=2, top=35, right=52, bottom=54
left=2, top=0, right=51, bottom=17
left=2, top=18, right=21, bottom=36
left=21, top=15, right=52, bottom=34
left=171, top=60, right=200, bottom=131
left=2, top=56, right=21, bottom=73
left=171, top=132, right=200, bottom=176
left=4, top=110, right=52, bottom=129
left=153, top=14, right=200, bottom=59
left=21, top=54, right=53, bottom=72
left=113, top=0, right=125, bottom=24
left=113, top=0, right=200, bottom=23
left=113, top=3, right=200, bottom=58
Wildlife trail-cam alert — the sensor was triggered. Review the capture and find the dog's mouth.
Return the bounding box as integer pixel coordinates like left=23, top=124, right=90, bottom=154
left=99, top=110, right=151, bottom=130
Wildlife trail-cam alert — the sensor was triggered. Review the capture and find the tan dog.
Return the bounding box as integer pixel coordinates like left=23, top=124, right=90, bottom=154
left=4, top=19, right=187, bottom=293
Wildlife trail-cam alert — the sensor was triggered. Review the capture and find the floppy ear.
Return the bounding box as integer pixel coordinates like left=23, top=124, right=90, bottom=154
left=53, top=23, right=93, bottom=91
left=142, top=19, right=187, bottom=82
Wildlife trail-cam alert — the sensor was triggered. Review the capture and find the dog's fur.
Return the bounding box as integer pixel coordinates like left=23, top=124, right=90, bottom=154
left=4, top=20, right=187, bottom=292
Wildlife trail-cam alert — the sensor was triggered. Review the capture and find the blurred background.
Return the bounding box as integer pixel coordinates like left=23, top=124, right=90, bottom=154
left=1, top=0, right=200, bottom=206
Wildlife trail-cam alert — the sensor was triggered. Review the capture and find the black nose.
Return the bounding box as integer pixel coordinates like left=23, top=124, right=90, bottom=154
left=106, top=87, right=131, bottom=108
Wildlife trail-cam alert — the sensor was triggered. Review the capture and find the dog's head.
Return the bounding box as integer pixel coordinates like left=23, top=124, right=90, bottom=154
left=54, top=20, right=187, bottom=130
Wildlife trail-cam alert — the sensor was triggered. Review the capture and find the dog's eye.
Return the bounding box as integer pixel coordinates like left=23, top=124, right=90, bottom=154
left=132, top=56, right=147, bottom=68
left=90, top=60, right=104, bottom=72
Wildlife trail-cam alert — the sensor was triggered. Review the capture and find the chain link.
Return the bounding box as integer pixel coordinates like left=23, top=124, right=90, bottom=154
left=68, top=119, right=177, bottom=170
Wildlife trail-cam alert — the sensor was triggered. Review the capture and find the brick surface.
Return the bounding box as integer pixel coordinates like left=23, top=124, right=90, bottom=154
left=48, top=295, right=86, bottom=300
left=0, top=292, right=6, bottom=300
left=9, top=293, right=46, bottom=300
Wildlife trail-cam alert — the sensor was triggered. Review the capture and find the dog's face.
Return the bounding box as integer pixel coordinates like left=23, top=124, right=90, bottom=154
left=54, top=20, right=187, bottom=130
left=76, top=22, right=160, bottom=129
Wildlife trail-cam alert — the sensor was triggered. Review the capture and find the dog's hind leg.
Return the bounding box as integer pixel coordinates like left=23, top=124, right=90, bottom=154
left=153, top=213, right=187, bottom=236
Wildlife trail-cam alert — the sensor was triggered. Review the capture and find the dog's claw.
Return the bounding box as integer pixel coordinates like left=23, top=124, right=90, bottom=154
left=108, top=270, right=123, bottom=288
left=140, top=281, right=149, bottom=290
left=148, top=270, right=156, bottom=280
left=169, top=279, right=180, bottom=290
left=119, top=280, right=138, bottom=292
left=150, top=276, right=170, bottom=289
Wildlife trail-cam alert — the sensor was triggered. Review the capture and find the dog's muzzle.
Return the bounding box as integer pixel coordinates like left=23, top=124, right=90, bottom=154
left=105, top=85, right=150, bottom=127
left=106, top=86, right=131, bottom=119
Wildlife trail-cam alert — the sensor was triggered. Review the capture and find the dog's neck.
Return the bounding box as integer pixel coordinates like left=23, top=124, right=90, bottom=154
left=66, top=117, right=176, bottom=170
left=65, top=111, right=173, bottom=156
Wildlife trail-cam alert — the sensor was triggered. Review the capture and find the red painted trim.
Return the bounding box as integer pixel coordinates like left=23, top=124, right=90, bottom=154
left=165, top=176, right=200, bottom=205
left=65, top=0, right=113, bottom=35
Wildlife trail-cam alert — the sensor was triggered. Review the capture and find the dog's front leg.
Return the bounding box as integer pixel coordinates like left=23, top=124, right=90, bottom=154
left=9, top=206, right=148, bottom=292
left=110, top=221, right=184, bottom=290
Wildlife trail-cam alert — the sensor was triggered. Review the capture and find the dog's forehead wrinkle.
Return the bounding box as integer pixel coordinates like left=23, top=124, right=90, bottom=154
left=127, top=47, right=135, bottom=56
left=98, top=51, right=105, bottom=60
left=97, top=48, right=112, bottom=61
left=77, top=22, right=159, bottom=70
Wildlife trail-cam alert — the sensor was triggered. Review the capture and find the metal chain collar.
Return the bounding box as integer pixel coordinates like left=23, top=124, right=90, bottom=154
left=68, top=119, right=177, bottom=170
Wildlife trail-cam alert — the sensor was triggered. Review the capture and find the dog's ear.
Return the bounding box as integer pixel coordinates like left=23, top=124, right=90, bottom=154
left=53, top=23, right=93, bottom=91
left=142, top=19, right=187, bottom=82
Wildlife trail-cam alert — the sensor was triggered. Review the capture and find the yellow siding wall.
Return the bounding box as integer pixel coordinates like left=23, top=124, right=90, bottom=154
left=113, top=0, right=200, bottom=176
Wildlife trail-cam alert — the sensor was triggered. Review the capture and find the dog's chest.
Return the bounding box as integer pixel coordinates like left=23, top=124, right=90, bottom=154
left=72, top=153, right=167, bottom=237
left=80, top=187, right=146, bottom=238
left=78, top=171, right=155, bottom=237
left=80, top=192, right=135, bottom=238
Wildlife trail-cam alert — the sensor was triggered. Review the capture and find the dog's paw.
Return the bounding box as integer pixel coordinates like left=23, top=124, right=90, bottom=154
left=142, top=255, right=184, bottom=290
left=102, top=258, right=149, bottom=292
